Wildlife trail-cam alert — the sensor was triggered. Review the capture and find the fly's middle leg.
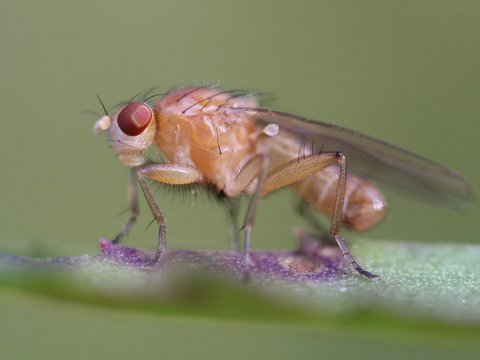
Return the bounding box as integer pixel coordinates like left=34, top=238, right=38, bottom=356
left=232, top=154, right=271, bottom=276
left=136, top=164, right=203, bottom=262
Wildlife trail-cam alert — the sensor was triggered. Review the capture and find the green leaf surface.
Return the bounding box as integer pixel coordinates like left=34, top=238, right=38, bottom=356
left=1, top=239, right=479, bottom=339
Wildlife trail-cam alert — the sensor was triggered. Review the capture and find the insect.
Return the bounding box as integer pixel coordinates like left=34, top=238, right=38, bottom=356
left=92, top=86, right=473, bottom=278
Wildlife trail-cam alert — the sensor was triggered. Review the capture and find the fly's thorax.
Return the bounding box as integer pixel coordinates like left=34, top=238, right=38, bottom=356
left=154, top=108, right=259, bottom=193
left=154, top=87, right=260, bottom=193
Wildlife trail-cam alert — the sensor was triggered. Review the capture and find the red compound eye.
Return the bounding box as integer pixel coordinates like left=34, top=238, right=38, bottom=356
left=117, top=102, right=153, bottom=136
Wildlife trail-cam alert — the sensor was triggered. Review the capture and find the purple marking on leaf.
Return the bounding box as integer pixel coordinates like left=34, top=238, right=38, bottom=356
left=0, top=234, right=348, bottom=281
left=99, top=239, right=152, bottom=266
left=94, top=235, right=347, bottom=281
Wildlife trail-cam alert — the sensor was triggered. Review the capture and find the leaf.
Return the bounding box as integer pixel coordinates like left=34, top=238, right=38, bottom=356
left=1, top=235, right=480, bottom=338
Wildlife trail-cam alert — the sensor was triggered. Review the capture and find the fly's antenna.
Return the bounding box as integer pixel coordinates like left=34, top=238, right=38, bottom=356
left=92, top=95, right=113, bottom=134
left=96, top=95, right=109, bottom=116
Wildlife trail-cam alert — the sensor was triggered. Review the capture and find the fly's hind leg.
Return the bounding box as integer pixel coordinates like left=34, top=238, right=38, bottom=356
left=263, top=152, right=378, bottom=279
left=328, top=153, right=378, bottom=279
left=112, top=167, right=139, bottom=244
left=136, top=164, right=203, bottom=262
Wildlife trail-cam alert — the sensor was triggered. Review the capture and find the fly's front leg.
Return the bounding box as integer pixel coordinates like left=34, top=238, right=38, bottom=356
left=136, top=164, right=203, bottom=262
left=112, top=167, right=139, bottom=244
left=243, top=156, right=270, bottom=266
left=262, top=152, right=377, bottom=279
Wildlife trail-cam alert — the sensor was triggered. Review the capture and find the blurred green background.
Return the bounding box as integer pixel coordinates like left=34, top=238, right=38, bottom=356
left=0, top=0, right=479, bottom=359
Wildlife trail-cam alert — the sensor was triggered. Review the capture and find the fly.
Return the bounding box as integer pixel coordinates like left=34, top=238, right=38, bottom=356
left=92, top=86, right=474, bottom=278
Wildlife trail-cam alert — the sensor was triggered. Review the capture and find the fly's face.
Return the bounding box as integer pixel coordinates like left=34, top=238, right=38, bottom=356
left=93, top=101, right=156, bottom=167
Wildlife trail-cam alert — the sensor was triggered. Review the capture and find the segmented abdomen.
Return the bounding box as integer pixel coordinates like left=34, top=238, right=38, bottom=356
left=293, top=167, right=387, bottom=231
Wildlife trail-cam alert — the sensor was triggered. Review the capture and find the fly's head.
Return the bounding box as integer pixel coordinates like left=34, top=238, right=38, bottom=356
left=93, top=101, right=156, bottom=167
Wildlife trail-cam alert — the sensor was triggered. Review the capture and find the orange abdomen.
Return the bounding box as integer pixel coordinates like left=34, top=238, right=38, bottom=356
left=294, top=167, right=388, bottom=231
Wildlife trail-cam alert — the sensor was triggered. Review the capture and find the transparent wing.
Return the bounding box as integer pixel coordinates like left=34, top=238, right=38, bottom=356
left=232, top=107, right=474, bottom=208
